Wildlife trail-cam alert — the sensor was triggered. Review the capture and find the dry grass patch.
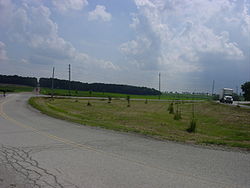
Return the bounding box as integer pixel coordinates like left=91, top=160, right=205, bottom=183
left=29, top=97, right=250, bottom=149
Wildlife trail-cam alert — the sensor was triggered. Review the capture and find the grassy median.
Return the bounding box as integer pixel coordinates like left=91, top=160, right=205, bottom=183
left=29, top=97, right=250, bottom=149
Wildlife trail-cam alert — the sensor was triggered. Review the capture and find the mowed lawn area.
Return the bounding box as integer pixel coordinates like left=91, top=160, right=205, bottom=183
left=0, top=84, right=34, bottom=92
left=29, top=97, right=250, bottom=149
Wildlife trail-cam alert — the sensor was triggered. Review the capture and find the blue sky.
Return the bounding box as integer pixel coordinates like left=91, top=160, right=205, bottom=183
left=0, top=0, right=250, bottom=93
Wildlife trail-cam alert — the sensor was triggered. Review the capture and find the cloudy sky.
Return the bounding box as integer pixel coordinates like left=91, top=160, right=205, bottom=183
left=0, top=0, right=250, bottom=93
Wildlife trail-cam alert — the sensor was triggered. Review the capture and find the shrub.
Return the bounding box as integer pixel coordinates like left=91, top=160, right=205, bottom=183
left=187, top=118, right=196, bottom=133
left=174, top=103, right=182, bottom=120
left=87, top=101, right=91, bottom=106
left=108, top=96, right=112, bottom=103
left=168, top=103, right=174, bottom=114
left=174, top=109, right=181, bottom=120
left=127, top=96, right=130, bottom=107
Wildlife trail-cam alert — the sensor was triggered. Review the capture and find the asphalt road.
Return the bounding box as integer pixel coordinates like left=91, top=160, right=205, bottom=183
left=0, top=93, right=249, bottom=188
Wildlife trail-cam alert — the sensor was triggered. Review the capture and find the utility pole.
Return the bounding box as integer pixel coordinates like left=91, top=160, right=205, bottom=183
left=212, top=80, right=215, bottom=96
left=51, top=67, right=55, bottom=98
left=68, top=64, right=71, bottom=96
left=159, top=72, right=161, bottom=100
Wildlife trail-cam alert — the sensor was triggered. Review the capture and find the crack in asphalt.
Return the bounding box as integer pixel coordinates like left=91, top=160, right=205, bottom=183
left=0, top=145, right=78, bottom=188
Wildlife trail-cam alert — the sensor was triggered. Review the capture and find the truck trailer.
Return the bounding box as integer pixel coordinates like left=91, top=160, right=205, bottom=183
left=219, top=88, right=233, bottom=104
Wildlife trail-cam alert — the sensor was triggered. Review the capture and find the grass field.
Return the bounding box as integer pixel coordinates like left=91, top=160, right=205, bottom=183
left=0, top=84, right=34, bottom=93
left=40, top=87, right=212, bottom=100
left=29, top=97, right=250, bottom=149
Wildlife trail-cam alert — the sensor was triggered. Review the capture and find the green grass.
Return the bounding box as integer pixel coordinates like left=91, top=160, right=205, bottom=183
left=0, top=84, right=34, bottom=93
left=29, top=97, right=250, bottom=149
left=40, top=87, right=211, bottom=100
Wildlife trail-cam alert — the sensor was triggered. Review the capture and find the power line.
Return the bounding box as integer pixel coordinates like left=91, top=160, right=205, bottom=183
left=159, top=72, right=161, bottom=99
left=68, top=64, right=71, bottom=95
left=51, top=67, right=55, bottom=98
left=212, top=80, right=215, bottom=95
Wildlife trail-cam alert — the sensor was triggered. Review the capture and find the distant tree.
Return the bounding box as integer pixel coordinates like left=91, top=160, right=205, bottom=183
left=39, top=77, right=161, bottom=96
left=187, top=119, right=196, bottom=133
left=87, top=101, right=91, bottom=106
left=187, top=103, right=196, bottom=133
left=241, top=82, right=250, bottom=101
left=168, top=103, right=174, bottom=114
left=232, top=93, right=240, bottom=101
left=212, top=94, right=219, bottom=101
left=174, top=103, right=181, bottom=120
left=108, top=96, right=112, bottom=103
left=126, top=96, right=130, bottom=107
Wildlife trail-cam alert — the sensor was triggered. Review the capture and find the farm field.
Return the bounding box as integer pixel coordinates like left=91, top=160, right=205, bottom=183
left=0, top=84, right=34, bottom=93
left=40, top=87, right=212, bottom=100
left=29, top=97, right=250, bottom=149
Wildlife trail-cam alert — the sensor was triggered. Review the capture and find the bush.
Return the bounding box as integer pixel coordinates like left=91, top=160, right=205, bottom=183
left=174, top=109, right=181, bottom=120
left=232, top=93, right=240, bottom=101
left=212, top=94, right=219, bottom=101
left=168, top=103, right=174, bottom=114
left=174, top=103, right=182, bottom=120
left=187, top=118, right=196, bottom=133
left=87, top=101, right=91, bottom=106
left=126, top=96, right=130, bottom=107
left=108, top=96, right=112, bottom=103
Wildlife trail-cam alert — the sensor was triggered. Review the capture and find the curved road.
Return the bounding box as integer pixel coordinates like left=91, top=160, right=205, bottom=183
left=0, top=93, right=249, bottom=188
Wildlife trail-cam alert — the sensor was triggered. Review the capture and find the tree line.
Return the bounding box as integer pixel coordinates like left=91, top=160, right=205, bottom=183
left=2, top=74, right=249, bottom=99
left=39, top=78, right=161, bottom=95
left=0, top=74, right=37, bottom=87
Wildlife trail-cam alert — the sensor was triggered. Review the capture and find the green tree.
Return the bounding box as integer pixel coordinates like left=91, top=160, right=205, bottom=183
left=108, top=96, right=112, bottom=103
left=168, top=103, right=174, bottom=114
left=126, top=96, right=130, bottom=107
left=241, top=82, right=250, bottom=101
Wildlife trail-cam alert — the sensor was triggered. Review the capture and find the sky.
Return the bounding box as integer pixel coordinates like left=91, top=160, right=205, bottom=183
left=0, top=0, right=250, bottom=93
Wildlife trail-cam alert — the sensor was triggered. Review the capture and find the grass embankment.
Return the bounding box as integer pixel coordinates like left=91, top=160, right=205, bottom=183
left=29, top=97, right=250, bottom=149
left=0, top=84, right=33, bottom=93
left=40, top=87, right=211, bottom=100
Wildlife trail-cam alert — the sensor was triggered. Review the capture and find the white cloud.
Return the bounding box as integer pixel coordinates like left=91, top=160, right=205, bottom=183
left=52, top=0, right=88, bottom=12
left=20, top=58, right=29, bottom=64
left=0, top=41, right=8, bottom=61
left=129, top=13, right=140, bottom=29
left=0, top=1, right=118, bottom=72
left=0, top=0, right=16, bottom=28
left=88, top=5, right=112, bottom=22
left=121, top=0, right=248, bottom=75
left=134, top=0, right=155, bottom=7
left=241, top=1, right=250, bottom=37
left=120, top=36, right=151, bottom=55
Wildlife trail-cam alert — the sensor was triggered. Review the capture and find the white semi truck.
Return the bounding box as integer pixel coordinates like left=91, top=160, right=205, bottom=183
left=219, top=88, right=233, bottom=104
